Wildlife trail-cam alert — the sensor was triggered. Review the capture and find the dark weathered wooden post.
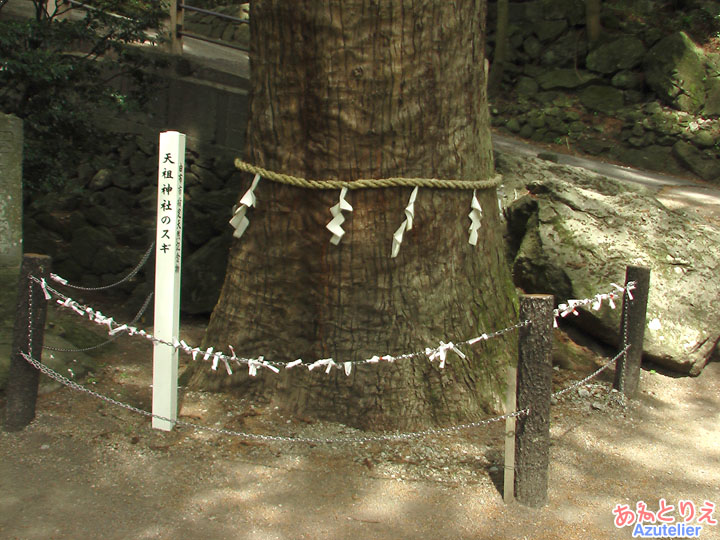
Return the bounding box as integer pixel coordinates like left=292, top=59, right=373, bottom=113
left=613, top=265, right=651, bottom=398
left=514, top=294, right=554, bottom=507
left=3, top=254, right=51, bottom=432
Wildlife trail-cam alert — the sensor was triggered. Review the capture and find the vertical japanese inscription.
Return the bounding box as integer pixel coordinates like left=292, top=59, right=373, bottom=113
left=159, top=152, right=175, bottom=257
left=175, top=161, right=184, bottom=272
left=156, top=149, right=185, bottom=273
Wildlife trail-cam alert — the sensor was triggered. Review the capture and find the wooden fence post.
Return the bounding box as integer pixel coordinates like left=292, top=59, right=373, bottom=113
left=613, top=265, right=651, bottom=398
left=3, top=254, right=51, bottom=432
left=514, top=294, right=554, bottom=507
left=168, top=0, right=184, bottom=55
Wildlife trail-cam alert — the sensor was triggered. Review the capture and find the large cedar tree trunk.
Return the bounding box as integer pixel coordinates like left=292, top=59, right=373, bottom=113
left=187, top=0, right=518, bottom=430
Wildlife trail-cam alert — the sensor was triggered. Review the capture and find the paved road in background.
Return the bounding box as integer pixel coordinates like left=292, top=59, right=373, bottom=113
left=493, top=134, right=720, bottom=221
left=0, top=0, right=251, bottom=79
left=3, top=0, right=719, bottom=220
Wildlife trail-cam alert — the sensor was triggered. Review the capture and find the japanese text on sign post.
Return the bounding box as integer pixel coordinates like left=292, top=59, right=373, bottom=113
left=152, top=131, right=185, bottom=431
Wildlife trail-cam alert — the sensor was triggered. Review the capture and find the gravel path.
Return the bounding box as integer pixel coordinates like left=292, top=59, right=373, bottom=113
left=1, top=325, right=718, bottom=540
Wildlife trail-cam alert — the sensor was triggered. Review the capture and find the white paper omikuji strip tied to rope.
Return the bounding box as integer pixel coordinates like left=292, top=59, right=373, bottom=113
left=468, top=190, right=483, bottom=246
left=229, top=173, right=261, bottom=239
left=326, top=187, right=353, bottom=245
left=391, top=186, right=419, bottom=258
left=553, top=282, right=636, bottom=327
left=40, top=274, right=634, bottom=382
left=39, top=276, right=528, bottom=378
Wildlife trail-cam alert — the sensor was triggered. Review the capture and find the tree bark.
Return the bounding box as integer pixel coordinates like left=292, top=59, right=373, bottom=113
left=187, top=0, right=518, bottom=430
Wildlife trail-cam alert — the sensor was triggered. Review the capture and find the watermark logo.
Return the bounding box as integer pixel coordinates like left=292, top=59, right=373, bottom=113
left=613, top=500, right=717, bottom=538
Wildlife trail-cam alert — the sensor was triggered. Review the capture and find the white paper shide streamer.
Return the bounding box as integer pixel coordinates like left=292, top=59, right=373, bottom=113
left=391, top=186, right=419, bottom=258
left=468, top=189, right=483, bottom=246
left=229, top=173, right=261, bottom=239
left=326, top=187, right=353, bottom=245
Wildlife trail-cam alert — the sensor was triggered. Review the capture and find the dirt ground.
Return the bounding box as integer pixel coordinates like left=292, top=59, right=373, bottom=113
left=0, top=316, right=719, bottom=540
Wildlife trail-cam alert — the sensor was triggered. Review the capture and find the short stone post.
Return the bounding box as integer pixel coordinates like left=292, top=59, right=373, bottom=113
left=613, top=266, right=651, bottom=398
left=3, top=254, right=51, bottom=432
left=514, top=294, right=554, bottom=507
left=0, top=113, right=24, bottom=315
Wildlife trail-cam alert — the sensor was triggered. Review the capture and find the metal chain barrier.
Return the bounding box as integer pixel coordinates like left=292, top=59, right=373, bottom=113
left=18, top=345, right=629, bottom=444
left=43, top=292, right=154, bottom=353
left=33, top=274, right=531, bottom=376
left=28, top=276, right=35, bottom=358
left=50, top=242, right=155, bottom=292
left=618, top=284, right=631, bottom=391
left=551, top=345, right=630, bottom=398
left=18, top=277, right=635, bottom=444
left=20, top=351, right=528, bottom=444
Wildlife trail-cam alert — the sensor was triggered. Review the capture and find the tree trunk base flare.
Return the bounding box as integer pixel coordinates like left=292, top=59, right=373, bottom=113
left=186, top=0, right=518, bottom=431
left=187, top=185, right=517, bottom=430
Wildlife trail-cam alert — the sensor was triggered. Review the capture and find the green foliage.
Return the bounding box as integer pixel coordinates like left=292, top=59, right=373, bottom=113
left=0, top=0, right=166, bottom=193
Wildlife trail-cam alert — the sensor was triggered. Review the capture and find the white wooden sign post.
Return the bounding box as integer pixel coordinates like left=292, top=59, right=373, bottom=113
left=152, top=131, right=185, bottom=431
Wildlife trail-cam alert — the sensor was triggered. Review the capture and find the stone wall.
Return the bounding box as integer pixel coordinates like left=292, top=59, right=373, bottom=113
left=23, top=132, right=244, bottom=316
left=487, top=0, right=720, bottom=183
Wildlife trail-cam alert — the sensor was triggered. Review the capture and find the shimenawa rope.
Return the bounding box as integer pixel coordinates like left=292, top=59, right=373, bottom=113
left=234, top=159, right=502, bottom=190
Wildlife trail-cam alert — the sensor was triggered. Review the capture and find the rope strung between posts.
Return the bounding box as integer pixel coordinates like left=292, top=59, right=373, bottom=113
left=234, top=159, right=502, bottom=191
left=553, top=281, right=636, bottom=327
left=17, top=277, right=637, bottom=445
left=30, top=275, right=637, bottom=378
left=31, top=275, right=528, bottom=377
left=43, top=292, right=154, bottom=353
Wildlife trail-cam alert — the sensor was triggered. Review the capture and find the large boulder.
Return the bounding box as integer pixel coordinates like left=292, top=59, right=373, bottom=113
left=578, top=85, right=625, bottom=113
left=611, top=144, right=688, bottom=178
left=539, top=0, right=585, bottom=25
left=497, top=152, right=719, bottom=375
left=536, top=69, right=600, bottom=90
left=644, top=31, right=720, bottom=115
left=586, top=36, right=646, bottom=74
left=541, top=33, right=588, bottom=67
left=534, top=19, right=568, bottom=42
left=672, top=140, right=720, bottom=182
left=611, top=70, right=645, bottom=90
left=705, top=83, right=720, bottom=116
